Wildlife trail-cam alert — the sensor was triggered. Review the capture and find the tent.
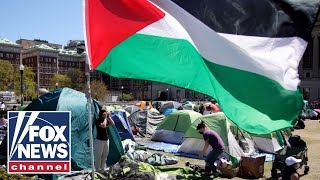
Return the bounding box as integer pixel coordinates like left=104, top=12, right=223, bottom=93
left=163, top=108, right=177, bottom=116
left=102, top=105, right=130, bottom=117
left=102, top=105, right=115, bottom=112
left=159, top=101, right=183, bottom=113
left=250, top=129, right=291, bottom=153
left=24, top=88, right=124, bottom=169
left=182, top=104, right=194, bottom=110
left=152, top=101, right=165, bottom=110
left=125, top=105, right=141, bottom=114
left=111, top=111, right=135, bottom=141
left=136, top=101, right=153, bottom=110
left=128, top=110, right=165, bottom=137
left=151, top=110, right=202, bottom=144
left=178, top=112, right=257, bottom=158
left=149, top=108, right=160, bottom=114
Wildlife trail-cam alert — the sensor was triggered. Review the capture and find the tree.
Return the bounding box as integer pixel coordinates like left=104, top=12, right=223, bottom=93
left=50, top=74, right=72, bottom=90
left=13, top=66, right=37, bottom=98
left=0, top=60, right=14, bottom=90
left=90, top=80, right=108, bottom=101
left=66, top=68, right=84, bottom=91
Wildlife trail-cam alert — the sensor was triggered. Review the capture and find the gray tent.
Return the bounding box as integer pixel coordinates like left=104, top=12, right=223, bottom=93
left=129, top=110, right=165, bottom=137
left=159, top=101, right=183, bottom=113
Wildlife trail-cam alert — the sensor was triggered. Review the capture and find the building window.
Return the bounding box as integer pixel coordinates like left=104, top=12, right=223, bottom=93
left=0, top=53, right=3, bottom=57
left=6, top=54, right=9, bottom=58
left=305, top=72, right=311, bottom=78
left=45, top=58, right=48, bottom=62
left=303, top=87, right=310, bottom=100
left=16, top=54, right=19, bottom=59
left=10, top=54, right=13, bottom=58
left=40, top=57, right=43, bottom=61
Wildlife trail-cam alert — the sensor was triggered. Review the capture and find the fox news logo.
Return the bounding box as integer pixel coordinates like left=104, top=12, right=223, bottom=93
left=7, top=111, right=71, bottom=174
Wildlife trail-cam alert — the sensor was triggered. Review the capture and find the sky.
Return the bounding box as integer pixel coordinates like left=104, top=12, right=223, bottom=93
left=0, top=0, right=83, bottom=45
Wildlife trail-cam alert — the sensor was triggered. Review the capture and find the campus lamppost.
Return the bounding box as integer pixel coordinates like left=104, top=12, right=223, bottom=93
left=166, top=88, right=169, bottom=100
left=55, top=82, right=58, bottom=90
left=121, top=86, right=124, bottom=101
left=19, top=64, right=24, bottom=106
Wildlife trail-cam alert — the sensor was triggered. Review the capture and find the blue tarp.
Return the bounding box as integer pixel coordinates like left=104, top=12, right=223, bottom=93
left=162, top=109, right=177, bottom=116
left=147, top=142, right=180, bottom=153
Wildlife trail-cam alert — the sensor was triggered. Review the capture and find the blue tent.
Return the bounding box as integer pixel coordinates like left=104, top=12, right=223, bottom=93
left=163, top=108, right=177, bottom=116
left=111, top=111, right=135, bottom=141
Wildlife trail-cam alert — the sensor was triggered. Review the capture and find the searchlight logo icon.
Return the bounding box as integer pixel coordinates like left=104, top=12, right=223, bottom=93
left=7, top=111, right=71, bottom=174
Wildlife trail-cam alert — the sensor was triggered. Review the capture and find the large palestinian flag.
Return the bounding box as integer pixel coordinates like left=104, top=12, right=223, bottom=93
left=84, top=0, right=320, bottom=134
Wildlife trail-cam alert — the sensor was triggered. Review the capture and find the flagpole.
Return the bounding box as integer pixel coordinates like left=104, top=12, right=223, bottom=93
left=83, top=0, right=95, bottom=178
left=85, top=57, right=95, bottom=179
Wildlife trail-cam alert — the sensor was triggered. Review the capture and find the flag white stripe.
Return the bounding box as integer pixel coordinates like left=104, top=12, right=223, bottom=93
left=144, top=0, right=307, bottom=91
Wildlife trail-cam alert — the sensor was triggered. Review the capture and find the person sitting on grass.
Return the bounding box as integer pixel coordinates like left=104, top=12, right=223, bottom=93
left=197, top=120, right=225, bottom=176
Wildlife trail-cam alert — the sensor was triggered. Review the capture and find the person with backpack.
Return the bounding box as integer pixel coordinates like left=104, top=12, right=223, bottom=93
left=197, top=121, right=225, bottom=176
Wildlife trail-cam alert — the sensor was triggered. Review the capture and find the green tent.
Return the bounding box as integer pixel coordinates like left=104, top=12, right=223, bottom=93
left=178, top=112, right=257, bottom=162
left=24, top=88, right=124, bottom=170
left=156, top=110, right=202, bottom=133
left=151, top=110, right=202, bottom=144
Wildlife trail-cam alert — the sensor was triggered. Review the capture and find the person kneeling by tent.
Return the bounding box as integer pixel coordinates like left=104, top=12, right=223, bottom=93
left=197, top=121, right=225, bottom=176
left=95, top=110, right=115, bottom=173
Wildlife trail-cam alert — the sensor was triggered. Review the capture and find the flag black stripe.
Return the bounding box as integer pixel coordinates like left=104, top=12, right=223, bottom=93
left=173, top=0, right=320, bottom=40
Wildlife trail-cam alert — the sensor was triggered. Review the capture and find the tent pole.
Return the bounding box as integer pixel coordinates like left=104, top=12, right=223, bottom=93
left=85, top=59, right=95, bottom=179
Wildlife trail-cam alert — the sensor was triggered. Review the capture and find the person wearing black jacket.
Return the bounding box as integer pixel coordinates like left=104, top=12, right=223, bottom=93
left=94, top=110, right=115, bottom=173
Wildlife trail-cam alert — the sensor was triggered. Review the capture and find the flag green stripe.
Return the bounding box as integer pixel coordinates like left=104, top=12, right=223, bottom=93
left=96, top=34, right=303, bottom=134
